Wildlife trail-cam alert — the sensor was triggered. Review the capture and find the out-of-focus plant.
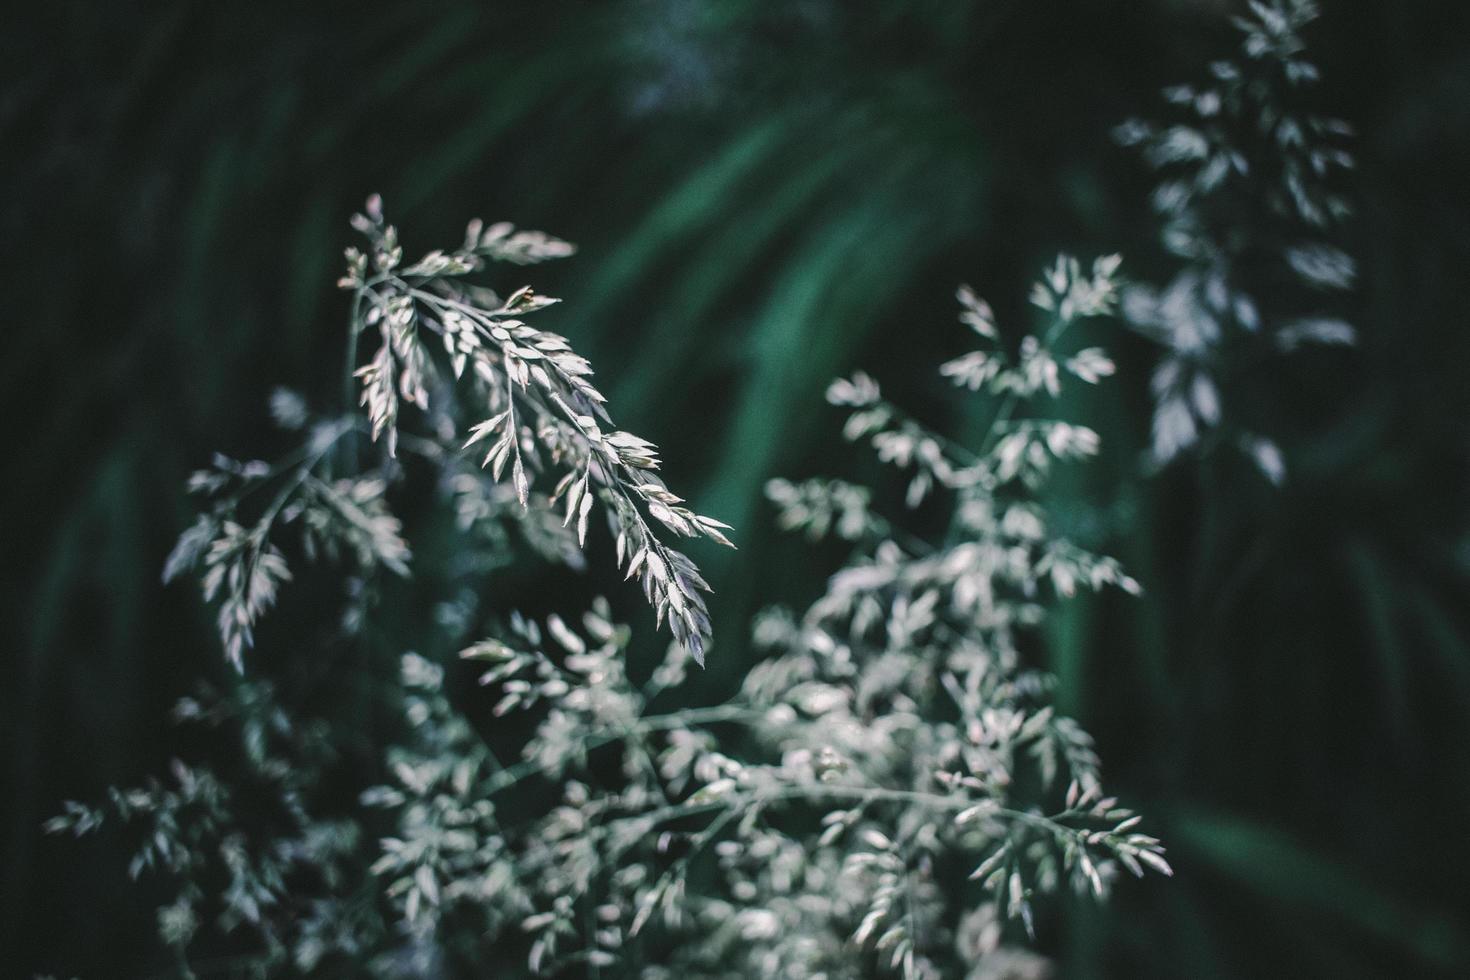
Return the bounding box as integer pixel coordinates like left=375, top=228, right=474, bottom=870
left=50, top=225, right=1168, bottom=976
left=45, top=679, right=378, bottom=975
left=367, top=258, right=1167, bottom=980
left=1117, top=0, right=1356, bottom=480
left=47, top=200, right=730, bottom=976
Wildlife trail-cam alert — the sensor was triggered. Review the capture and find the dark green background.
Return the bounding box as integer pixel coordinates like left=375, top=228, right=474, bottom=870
left=6, top=1, right=1470, bottom=976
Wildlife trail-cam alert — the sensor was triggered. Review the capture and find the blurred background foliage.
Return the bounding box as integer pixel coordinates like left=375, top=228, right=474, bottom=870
left=5, top=0, right=1470, bottom=976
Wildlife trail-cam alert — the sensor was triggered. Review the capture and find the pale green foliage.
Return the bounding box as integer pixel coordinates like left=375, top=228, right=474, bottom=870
left=765, top=478, right=875, bottom=541
left=163, top=418, right=408, bottom=670
left=361, top=651, right=529, bottom=946
left=343, top=196, right=733, bottom=664
left=52, top=224, right=1165, bottom=976
left=1117, top=0, right=1356, bottom=480
left=345, top=257, right=1166, bottom=979
left=165, top=198, right=732, bottom=671
left=45, top=682, right=373, bottom=974
left=710, top=256, right=1161, bottom=977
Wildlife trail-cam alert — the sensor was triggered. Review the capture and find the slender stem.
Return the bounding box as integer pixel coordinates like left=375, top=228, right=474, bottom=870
left=254, top=418, right=356, bottom=533
left=638, top=703, right=756, bottom=730
left=482, top=690, right=1072, bottom=841
left=221, top=419, right=356, bottom=621
left=340, top=296, right=362, bottom=474
left=483, top=703, right=759, bottom=795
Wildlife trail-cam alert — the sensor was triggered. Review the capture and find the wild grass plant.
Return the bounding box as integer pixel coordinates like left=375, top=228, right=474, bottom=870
left=49, top=207, right=1168, bottom=977
left=41, top=3, right=1399, bottom=978
left=1118, top=0, right=1356, bottom=478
